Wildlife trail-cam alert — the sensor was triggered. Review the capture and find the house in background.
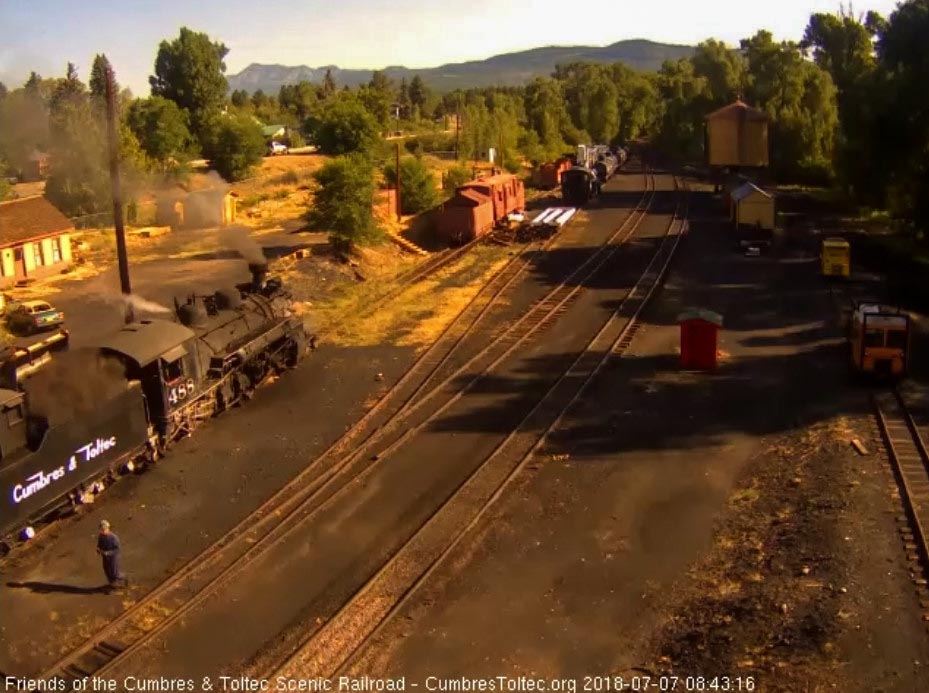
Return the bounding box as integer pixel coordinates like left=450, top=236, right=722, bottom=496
left=261, top=124, right=287, bottom=141
left=0, top=196, right=74, bottom=288
left=155, top=188, right=239, bottom=230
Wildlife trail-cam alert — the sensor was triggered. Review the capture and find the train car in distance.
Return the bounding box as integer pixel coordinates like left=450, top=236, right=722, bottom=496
left=436, top=172, right=526, bottom=245
left=536, top=158, right=572, bottom=190
left=847, top=302, right=910, bottom=379
left=822, top=237, right=850, bottom=278
left=561, top=167, right=598, bottom=207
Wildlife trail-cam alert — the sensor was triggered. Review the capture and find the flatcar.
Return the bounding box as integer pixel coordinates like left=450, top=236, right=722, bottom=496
left=0, top=261, right=310, bottom=550
left=847, top=302, right=909, bottom=379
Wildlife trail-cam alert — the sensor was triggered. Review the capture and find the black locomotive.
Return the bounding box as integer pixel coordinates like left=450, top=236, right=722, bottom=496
left=561, top=166, right=600, bottom=207
left=0, top=261, right=310, bottom=549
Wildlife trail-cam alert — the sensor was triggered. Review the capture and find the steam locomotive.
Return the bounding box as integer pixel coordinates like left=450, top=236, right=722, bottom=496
left=0, top=261, right=310, bottom=550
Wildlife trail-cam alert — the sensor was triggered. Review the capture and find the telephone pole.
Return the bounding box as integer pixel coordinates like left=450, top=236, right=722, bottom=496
left=104, top=65, right=132, bottom=318
left=455, top=96, right=461, bottom=161
left=395, top=141, right=402, bottom=222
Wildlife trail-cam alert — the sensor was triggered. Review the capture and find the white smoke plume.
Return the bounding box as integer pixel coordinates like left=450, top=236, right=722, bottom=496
left=123, top=294, right=172, bottom=315
left=222, top=225, right=267, bottom=265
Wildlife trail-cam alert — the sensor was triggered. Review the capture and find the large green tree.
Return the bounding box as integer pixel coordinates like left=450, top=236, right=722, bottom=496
left=149, top=27, right=229, bottom=140
left=741, top=30, right=839, bottom=179
left=309, top=94, right=381, bottom=155
left=875, top=0, right=929, bottom=226
left=408, top=75, right=428, bottom=119
left=44, top=63, right=147, bottom=217
left=383, top=157, right=439, bottom=214
left=279, top=81, right=319, bottom=122
left=127, top=96, right=195, bottom=169
left=89, top=54, right=114, bottom=107
left=306, top=154, right=381, bottom=251
left=200, top=112, right=265, bottom=181
left=802, top=9, right=883, bottom=199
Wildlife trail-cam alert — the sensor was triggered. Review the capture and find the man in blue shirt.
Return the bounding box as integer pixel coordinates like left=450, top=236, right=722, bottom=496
left=96, top=520, right=128, bottom=591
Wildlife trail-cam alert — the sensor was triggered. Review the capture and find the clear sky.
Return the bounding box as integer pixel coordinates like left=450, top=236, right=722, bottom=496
left=0, top=0, right=903, bottom=95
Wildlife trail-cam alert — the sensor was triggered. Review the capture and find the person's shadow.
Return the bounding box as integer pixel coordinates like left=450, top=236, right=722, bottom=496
left=6, top=581, right=112, bottom=595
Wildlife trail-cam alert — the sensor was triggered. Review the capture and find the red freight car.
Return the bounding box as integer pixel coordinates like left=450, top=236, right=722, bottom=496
left=537, top=158, right=571, bottom=189
left=437, top=172, right=526, bottom=245
left=438, top=188, right=496, bottom=245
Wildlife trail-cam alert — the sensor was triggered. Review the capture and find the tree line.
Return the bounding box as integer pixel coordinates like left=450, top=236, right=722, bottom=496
left=0, top=2, right=926, bottom=235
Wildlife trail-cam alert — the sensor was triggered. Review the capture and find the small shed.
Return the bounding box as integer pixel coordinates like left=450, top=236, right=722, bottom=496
left=156, top=188, right=238, bottom=230
left=705, top=100, right=769, bottom=168
left=679, top=308, right=723, bottom=371
left=731, top=182, right=775, bottom=230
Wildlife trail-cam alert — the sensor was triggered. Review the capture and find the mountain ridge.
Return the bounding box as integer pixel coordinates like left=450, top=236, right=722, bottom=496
left=226, top=39, right=695, bottom=94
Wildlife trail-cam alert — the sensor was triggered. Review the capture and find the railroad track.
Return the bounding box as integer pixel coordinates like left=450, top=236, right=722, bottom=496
left=874, top=389, right=929, bottom=575
left=266, top=176, right=690, bottom=679
left=34, top=166, right=656, bottom=685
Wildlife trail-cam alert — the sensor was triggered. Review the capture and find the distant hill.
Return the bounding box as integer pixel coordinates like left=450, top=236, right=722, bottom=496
left=227, top=39, right=695, bottom=94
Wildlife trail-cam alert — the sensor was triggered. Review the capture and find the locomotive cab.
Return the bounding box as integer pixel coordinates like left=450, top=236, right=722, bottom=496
left=98, top=320, right=201, bottom=436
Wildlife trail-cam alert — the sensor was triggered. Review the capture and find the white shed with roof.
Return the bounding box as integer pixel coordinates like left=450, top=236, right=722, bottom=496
left=731, top=182, right=775, bottom=230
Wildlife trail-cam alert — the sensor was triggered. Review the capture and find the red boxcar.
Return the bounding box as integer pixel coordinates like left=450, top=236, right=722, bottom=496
left=537, top=158, right=571, bottom=189
left=437, top=172, right=525, bottom=245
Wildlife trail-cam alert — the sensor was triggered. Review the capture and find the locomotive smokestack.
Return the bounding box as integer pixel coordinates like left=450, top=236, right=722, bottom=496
left=249, top=262, right=269, bottom=290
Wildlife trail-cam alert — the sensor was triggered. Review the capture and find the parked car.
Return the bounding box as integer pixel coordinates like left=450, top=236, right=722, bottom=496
left=3, top=300, right=65, bottom=335
left=268, top=141, right=288, bottom=156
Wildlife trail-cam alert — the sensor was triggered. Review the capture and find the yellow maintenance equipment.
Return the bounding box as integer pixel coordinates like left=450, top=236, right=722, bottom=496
left=822, top=237, right=850, bottom=278
left=847, top=303, right=909, bottom=379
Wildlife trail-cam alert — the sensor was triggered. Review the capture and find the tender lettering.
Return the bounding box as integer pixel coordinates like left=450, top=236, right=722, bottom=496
left=9, top=436, right=118, bottom=504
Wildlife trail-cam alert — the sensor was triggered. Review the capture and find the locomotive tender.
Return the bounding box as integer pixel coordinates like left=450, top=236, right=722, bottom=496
left=0, top=262, right=310, bottom=549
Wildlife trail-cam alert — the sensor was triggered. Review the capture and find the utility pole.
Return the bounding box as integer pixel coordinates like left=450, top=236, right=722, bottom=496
left=395, top=141, right=402, bottom=222
left=104, top=65, right=132, bottom=320
left=455, top=96, right=461, bottom=161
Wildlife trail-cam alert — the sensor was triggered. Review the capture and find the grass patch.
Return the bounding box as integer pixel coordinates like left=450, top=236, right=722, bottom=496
left=316, top=244, right=512, bottom=348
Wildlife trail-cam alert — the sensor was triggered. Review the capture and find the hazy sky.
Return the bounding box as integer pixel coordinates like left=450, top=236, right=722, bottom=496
left=0, top=0, right=903, bottom=95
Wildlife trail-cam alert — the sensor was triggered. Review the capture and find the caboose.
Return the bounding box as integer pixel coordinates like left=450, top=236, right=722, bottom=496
left=437, top=173, right=526, bottom=245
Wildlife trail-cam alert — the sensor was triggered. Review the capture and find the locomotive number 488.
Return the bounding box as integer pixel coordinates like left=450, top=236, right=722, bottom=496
left=167, top=378, right=197, bottom=406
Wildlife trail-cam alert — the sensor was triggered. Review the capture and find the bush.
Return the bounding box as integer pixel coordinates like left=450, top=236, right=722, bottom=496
left=201, top=114, right=266, bottom=181
left=278, top=169, right=300, bottom=185
left=502, top=156, right=523, bottom=174
left=404, top=139, right=424, bottom=157
left=443, top=165, right=472, bottom=192
left=309, top=96, right=382, bottom=155
left=307, top=154, right=382, bottom=251
left=285, top=130, right=306, bottom=148
left=383, top=156, right=439, bottom=215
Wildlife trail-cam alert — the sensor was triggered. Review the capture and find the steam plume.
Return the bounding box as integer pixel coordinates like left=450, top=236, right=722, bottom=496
left=222, top=225, right=267, bottom=265
left=26, top=349, right=127, bottom=422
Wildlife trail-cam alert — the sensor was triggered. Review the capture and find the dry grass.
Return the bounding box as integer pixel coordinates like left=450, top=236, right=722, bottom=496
left=314, top=244, right=511, bottom=348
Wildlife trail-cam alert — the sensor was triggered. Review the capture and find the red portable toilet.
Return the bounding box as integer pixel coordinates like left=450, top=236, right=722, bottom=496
left=678, top=308, right=723, bottom=370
